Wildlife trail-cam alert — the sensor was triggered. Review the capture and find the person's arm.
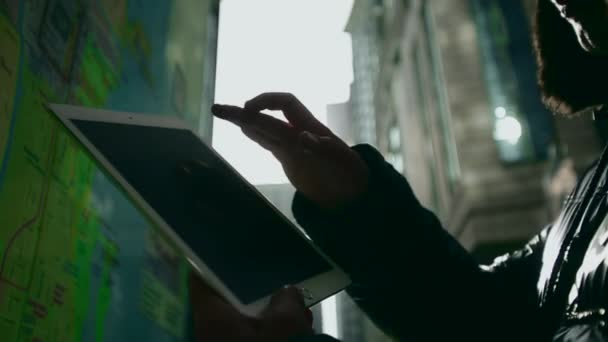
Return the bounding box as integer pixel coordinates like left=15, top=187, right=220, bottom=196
left=290, top=335, right=340, bottom=342
left=209, top=94, right=545, bottom=341
left=292, top=144, right=546, bottom=341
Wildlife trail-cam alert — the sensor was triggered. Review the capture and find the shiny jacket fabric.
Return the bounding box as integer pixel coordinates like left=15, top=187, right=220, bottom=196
left=291, top=144, right=608, bottom=341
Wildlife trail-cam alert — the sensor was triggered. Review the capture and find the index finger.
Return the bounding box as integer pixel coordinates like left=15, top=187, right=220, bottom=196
left=188, top=272, right=258, bottom=341
left=189, top=272, right=241, bottom=320
left=189, top=272, right=224, bottom=303
left=212, top=104, right=299, bottom=144
left=244, top=93, right=332, bottom=135
left=211, top=104, right=248, bottom=125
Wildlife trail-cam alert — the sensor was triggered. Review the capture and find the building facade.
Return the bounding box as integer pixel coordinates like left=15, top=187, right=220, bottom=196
left=360, top=0, right=603, bottom=259
left=345, top=0, right=383, bottom=147
left=338, top=0, right=604, bottom=340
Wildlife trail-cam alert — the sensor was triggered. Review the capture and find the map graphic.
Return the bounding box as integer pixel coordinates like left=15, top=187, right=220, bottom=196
left=0, top=0, right=219, bottom=340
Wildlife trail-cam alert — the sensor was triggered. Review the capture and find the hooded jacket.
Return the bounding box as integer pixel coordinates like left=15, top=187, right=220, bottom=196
left=291, top=144, right=608, bottom=341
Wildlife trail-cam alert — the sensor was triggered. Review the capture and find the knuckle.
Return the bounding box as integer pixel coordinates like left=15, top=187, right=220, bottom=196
left=283, top=93, right=299, bottom=108
left=259, top=92, right=273, bottom=100
left=241, top=126, right=253, bottom=136
left=246, top=93, right=265, bottom=106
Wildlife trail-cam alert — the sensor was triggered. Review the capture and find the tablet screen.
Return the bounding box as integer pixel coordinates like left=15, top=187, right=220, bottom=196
left=70, top=119, right=333, bottom=304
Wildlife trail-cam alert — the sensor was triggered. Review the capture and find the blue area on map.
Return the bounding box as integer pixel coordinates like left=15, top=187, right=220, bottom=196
left=106, top=0, right=173, bottom=116
left=0, top=0, right=25, bottom=192
left=87, top=170, right=184, bottom=342
left=93, top=3, right=192, bottom=338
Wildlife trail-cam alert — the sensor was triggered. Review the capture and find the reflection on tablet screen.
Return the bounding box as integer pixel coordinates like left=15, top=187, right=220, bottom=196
left=71, top=119, right=332, bottom=304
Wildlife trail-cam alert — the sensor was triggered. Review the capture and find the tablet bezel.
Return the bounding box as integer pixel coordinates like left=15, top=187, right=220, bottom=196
left=49, top=104, right=350, bottom=317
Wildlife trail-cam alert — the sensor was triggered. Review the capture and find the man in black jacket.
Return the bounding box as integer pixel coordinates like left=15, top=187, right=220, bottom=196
left=191, top=0, right=608, bottom=341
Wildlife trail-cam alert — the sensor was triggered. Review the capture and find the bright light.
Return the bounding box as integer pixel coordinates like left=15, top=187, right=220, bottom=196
left=321, top=296, right=339, bottom=339
left=494, top=106, right=507, bottom=118
left=212, top=0, right=355, bottom=185
left=494, top=116, right=522, bottom=144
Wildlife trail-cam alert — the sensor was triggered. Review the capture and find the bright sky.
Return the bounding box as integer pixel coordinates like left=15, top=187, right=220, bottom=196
left=213, top=0, right=355, bottom=185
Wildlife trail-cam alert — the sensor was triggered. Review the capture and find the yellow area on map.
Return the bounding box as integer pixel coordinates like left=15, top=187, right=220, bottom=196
left=0, top=68, right=105, bottom=341
left=0, top=14, right=19, bottom=167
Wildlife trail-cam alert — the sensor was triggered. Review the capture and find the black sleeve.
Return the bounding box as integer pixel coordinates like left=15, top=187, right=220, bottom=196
left=292, top=144, right=545, bottom=341
left=290, top=335, right=340, bottom=342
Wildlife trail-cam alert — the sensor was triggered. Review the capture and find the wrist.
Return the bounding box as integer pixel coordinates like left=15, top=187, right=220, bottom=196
left=311, top=155, right=370, bottom=210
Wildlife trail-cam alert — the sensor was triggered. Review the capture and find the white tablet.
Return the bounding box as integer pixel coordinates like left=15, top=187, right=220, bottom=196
left=49, top=104, right=350, bottom=317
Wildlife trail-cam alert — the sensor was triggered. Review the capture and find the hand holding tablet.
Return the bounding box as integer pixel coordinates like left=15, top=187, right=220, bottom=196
left=189, top=272, right=313, bottom=341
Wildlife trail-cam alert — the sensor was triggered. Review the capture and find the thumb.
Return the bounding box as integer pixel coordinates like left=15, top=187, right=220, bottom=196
left=265, top=286, right=306, bottom=315
left=298, top=131, right=350, bottom=160
left=261, top=287, right=313, bottom=338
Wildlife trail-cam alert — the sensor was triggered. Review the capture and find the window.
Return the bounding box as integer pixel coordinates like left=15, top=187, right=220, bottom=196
left=422, top=3, right=461, bottom=191
left=470, top=0, right=554, bottom=163
left=412, top=40, right=441, bottom=212
left=386, top=118, right=404, bottom=173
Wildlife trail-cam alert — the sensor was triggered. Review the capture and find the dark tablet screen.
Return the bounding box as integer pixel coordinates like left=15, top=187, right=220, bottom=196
left=71, top=119, right=332, bottom=304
